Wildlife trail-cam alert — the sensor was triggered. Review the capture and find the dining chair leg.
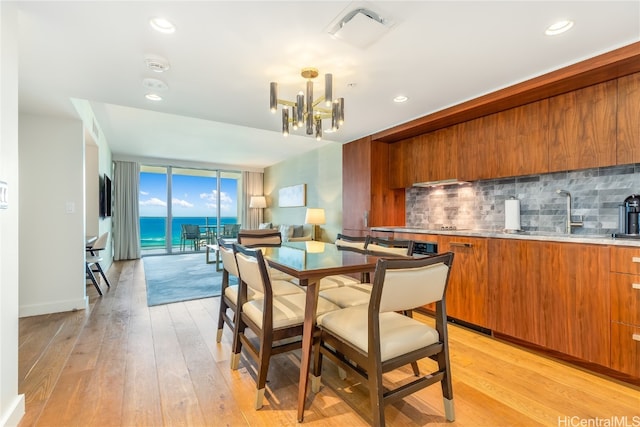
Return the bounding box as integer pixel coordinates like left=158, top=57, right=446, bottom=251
left=255, top=343, right=273, bottom=409
left=438, top=347, right=455, bottom=421
left=369, top=368, right=385, bottom=427
left=94, top=263, right=111, bottom=288
left=311, top=338, right=323, bottom=393
left=411, top=361, right=420, bottom=376
left=230, top=317, right=245, bottom=370
left=86, top=263, right=103, bottom=296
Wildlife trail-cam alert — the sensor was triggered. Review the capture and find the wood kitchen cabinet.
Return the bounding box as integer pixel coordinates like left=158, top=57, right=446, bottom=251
left=394, top=232, right=489, bottom=328
left=413, top=126, right=459, bottom=184
left=609, top=246, right=640, bottom=377
left=388, top=137, right=415, bottom=189
left=617, top=72, right=640, bottom=164
left=342, top=136, right=405, bottom=235
left=457, top=100, right=549, bottom=181
left=489, top=239, right=546, bottom=346
left=438, top=235, right=489, bottom=328
left=540, top=242, right=610, bottom=366
left=548, top=80, right=617, bottom=172
left=490, top=239, right=610, bottom=366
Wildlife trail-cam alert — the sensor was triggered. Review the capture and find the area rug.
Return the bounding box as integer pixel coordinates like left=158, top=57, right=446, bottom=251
left=143, top=253, right=225, bottom=306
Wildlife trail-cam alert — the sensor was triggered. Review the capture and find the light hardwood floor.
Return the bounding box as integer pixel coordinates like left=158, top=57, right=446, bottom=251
left=18, top=259, right=640, bottom=426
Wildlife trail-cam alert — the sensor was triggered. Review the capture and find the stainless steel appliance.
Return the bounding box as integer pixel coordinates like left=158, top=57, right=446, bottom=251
left=615, top=194, right=640, bottom=237
left=413, top=240, right=438, bottom=255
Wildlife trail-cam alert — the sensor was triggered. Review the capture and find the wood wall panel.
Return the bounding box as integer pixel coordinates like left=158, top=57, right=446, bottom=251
left=342, top=137, right=371, bottom=231
left=548, top=81, right=617, bottom=172
left=617, top=72, right=640, bottom=163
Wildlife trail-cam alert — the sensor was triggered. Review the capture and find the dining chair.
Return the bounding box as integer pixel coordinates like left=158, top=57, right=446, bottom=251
left=237, top=229, right=298, bottom=283
left=180, top=224, right=201, bottom=251
left=312, top=252, right=455, bottom=427
left=230, top=243, right=340, bottom=409
left=319, top=236, right=415, bottom=309
left=314, top=233, right=370, bottom=291
left=86, top=231, right=111, bottom=295
left=216, top=237, right=303, bottom=343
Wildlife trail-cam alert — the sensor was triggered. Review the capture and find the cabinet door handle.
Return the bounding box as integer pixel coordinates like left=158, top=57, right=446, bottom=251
left=450, top=242, right=472, bottom=248
left=633, top=283, right=640, bottom=290
left=632, top=257, right=640, bottom=263
left=633, top=334, right=640, bottom=342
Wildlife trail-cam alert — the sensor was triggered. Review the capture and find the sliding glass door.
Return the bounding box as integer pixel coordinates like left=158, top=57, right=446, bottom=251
left=139, top=165, right=241, bottom=255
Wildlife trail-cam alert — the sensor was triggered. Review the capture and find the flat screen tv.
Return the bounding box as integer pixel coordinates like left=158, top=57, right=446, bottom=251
left=99, top=173, right=112, bottom=217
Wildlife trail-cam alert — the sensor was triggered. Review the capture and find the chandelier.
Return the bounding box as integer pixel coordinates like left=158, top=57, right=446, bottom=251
left=269, top=68, right=344, bottom=140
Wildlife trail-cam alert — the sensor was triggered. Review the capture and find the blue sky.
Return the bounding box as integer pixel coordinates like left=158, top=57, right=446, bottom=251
left=139, top=172, right=238, bottom=217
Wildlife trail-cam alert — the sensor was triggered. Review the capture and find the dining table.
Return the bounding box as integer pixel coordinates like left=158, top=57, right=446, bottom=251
left=261, top=241, right=386, bottom=422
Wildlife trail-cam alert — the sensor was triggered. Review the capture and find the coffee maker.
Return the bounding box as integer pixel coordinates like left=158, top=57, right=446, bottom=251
left=618, top=194, right=640, bottom=236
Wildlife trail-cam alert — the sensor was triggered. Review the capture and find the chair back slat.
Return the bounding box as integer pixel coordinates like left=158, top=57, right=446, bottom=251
left=89, top=232, right=109, bottom=251
left=379, top=262, right=450, bottom=313
left=335, top=233, right=368, bottom=251
left=237, top=230, right=282, bottom=247
left=218, top=239, right=239, bottom=277
left=365, top=236, right=414, bottom=256
left=371, top=253, right=454, bottom=313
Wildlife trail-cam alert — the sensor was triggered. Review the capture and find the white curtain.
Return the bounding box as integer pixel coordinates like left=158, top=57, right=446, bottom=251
left=241, top=171, right=264, bottom=230
left=113, top=161, right=141, bottom=260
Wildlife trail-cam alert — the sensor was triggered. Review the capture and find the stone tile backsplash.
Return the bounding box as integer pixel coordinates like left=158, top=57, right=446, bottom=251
left=406, top=164, right=640, bottom=235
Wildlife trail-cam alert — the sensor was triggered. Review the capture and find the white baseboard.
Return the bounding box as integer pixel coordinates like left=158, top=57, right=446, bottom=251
left=19, top=296, right=88, bottom=318
left=0, top=394, right=25, bottom=427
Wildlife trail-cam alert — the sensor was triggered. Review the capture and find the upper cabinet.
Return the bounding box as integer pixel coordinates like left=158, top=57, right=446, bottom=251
left=415, top=126, right=459, bottom=183
left=343, top=137, right=405, bottom=234
left=617, top=72, right=640, bottom=164
left=548, top=80, right=617, bottom=172
left=458, top=100, right=549, bottom=181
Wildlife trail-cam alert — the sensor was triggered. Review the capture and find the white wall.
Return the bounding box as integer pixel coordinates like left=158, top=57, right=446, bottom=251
left=264, top=143, right=343, bottom=242
left=0, top=3, right=25, bottom=426
left=19, top=115, right=87, bottom=317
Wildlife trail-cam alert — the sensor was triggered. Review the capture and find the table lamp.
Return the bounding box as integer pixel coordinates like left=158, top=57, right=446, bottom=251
left=249, top=196, right=267, bottom=209
left=304, top=208, right=325, bottom=241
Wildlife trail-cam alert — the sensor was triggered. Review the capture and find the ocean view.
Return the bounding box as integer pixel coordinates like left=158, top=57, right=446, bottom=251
left=140, top=216, right=238, bottom=248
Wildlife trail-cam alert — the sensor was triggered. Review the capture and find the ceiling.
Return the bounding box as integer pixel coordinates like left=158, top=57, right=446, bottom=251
left=16, top=1, right=640, bottom=171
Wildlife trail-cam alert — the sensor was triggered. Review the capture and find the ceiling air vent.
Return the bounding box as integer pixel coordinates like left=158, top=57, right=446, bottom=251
left=144, top=55, right=170, bottom=73
left=327, top=6, right=395, bottom=49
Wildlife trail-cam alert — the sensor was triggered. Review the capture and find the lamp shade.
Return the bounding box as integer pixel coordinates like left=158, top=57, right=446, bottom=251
left=249, top=196, right=267, bottom=209
left=304, top=208, right=325, bottom=225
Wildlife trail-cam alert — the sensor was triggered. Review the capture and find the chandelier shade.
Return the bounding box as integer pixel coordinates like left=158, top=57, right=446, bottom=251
left=269, top=68, right=344, bottom=140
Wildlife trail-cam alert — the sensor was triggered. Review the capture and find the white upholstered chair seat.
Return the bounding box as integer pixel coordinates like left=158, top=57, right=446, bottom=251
left=271, top=279, right=305, bottom=295
left=317, top=306, right=440, bottom=362
left=319, top=285, right=371, bottom=308
left=242, top=294, right=340, bottom=329
left=224, top=284, right=262, bottom=304
left=268, top=266, right=297, bottom=282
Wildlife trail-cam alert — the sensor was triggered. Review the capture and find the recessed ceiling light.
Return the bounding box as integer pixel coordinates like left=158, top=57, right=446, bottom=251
left=394, top=95, right=408, bottom=103
left=150, top=17, right=175, bottom=34
left=545, top=20, right=574, bottom=36
left=145, top=93, right=163, bottom=101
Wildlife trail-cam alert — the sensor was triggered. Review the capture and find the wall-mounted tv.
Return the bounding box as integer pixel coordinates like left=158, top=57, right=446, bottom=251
left=99, top=173, right=112, bottom=217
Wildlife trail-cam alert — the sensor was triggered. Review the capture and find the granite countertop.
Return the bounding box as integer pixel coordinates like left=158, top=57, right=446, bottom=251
left=372, top=227, right=640, bottom=247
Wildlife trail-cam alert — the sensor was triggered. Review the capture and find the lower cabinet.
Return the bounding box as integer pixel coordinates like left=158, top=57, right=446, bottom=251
left=438, top=236, right=489, bottom=329
left=395, top=232, right=489, bottom=329
left=489, top=239, right=611, bottom=367
left=610, top=246, right=640, bottom=377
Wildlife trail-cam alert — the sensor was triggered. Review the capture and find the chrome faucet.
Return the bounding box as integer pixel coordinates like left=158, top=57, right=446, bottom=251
left=556, top=189, right=583, bottom=234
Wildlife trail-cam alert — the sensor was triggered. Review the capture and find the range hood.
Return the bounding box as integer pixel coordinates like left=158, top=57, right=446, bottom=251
left=413, top=179, right=470, bottom=188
